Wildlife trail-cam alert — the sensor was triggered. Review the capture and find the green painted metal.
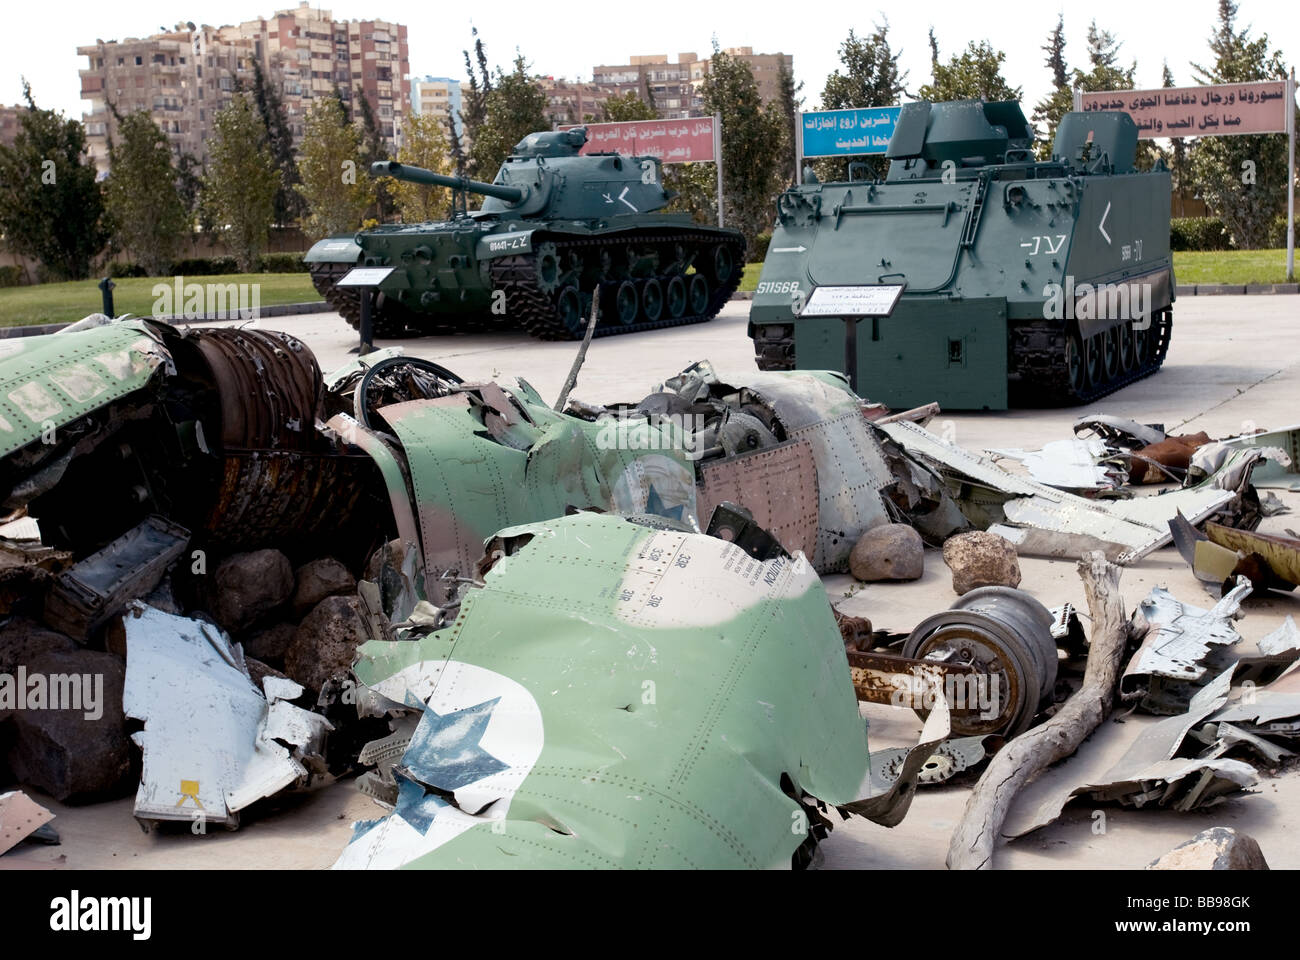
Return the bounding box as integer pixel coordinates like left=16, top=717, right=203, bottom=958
left=338, top=511, right=871, bottom=869
left=305, top=126, right=741, bottom=333
left=750, top=99, right=1174, bottom=409
left=0, top=321, right=169, bottom=459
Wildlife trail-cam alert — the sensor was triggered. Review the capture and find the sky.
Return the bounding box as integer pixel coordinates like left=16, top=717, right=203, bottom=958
left=3, top=0, right=1295, bottom=122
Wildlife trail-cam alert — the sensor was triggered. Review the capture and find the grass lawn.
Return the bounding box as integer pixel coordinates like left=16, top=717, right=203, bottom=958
left=1, top=250, right=1292, bottom=328
left=0, top=273, right=320, bottom=328
left=1172, top=249, right=1294, bottom=285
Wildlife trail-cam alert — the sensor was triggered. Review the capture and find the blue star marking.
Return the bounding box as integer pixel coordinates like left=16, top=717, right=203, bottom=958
left=402, top=697, right=510, bottom=793
left=644, top=482, right=686, bottom=523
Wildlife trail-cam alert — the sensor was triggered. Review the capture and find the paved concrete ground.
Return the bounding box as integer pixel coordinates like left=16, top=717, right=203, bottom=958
left=7, top=294, right=1300, bottom=871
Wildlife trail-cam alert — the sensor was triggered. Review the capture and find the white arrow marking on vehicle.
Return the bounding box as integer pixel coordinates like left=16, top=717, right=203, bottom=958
left=772, top=245, right=808, bottom=253
left=602, top=192, right=613, bottom=203
left=618, top=187, right=637, bottom=212
left=1098, top=201, right=1112, bottom=244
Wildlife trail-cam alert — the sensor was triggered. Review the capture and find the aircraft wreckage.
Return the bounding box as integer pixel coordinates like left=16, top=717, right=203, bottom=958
left=0, top=317, right=1290, bottom=867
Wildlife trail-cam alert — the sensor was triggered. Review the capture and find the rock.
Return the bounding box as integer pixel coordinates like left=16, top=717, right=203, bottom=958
left=1147, top=827, right=1269, bottom=870
left=849, top=524, right=924, bottom=581
left=142, top=576, right=181, bottom=616
left=284, top=595, right=366, bottom=693
left=291, top=558, right=355, bottom=619
left=243, top=622, right=297, bottom=664
left=942, top=531, right=1021, bottom=595
left=245, top=656, right=290, bottom=690
left=0, top=618, right=78, bottom=678
left=5, top=648, right=133, bottom=802
left=209, top=549, right=294, bottom=633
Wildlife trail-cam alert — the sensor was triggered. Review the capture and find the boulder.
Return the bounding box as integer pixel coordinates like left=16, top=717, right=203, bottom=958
left=291, top=558, right=356, bottom=619
left=1147, top=827, right=1269, bottom=870
left=849, top=524, right=924, bottom=581
left=0, top=618, right=77, bottom=678
left=243, top=622, right=298, bottom=664
left=284, top=595, right=366, bottom=693
left=209, top=549, right=294, bottom=633
left=5, top=648, right=133, bottom=802
left=942, top=531, right=1021, bottom=595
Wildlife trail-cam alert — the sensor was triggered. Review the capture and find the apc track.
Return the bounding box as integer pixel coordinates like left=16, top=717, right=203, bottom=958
left=752, top=309, right=1173, bottom=407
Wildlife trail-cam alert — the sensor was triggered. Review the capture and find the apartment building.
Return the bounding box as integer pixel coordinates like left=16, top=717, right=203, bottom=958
left=410, top=76, right=463, bottom=138
left=538, top=78, right=621, bottom=127
left=0, top=105, right=26, bottom=148
left=77, top=3, right=410, bottom=173
left=592, top=48, right=792, bottom=119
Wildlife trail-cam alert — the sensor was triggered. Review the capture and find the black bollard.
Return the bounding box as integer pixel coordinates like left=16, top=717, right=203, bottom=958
left=98, top=277, right=116, bottom=317
left=358, top=286, right=374, bottom=355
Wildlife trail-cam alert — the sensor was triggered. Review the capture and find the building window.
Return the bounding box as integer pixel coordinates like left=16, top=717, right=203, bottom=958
left=135, top=56, right=143, bottom=66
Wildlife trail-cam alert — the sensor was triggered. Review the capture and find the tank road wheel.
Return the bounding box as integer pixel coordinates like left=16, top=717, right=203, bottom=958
left=1101, top=325, right=1120, bottom=381
left=1118, top=321, right=1136, bottom=372
left=555, top=286, right=585, bottom=337
left=612, top=280, right=638, bottom=325
left=665, top=275, right=688, bottom=319
left=1133, top=321, right=1150, bottom=366
left=710, top=243, right=736, bottom=286
left=640, top=278, right=665, bottom=323
left=535, top=242, right=562, bottom=295
left=1065, top=331, right=1086, bottom=394
left=688, top=274, right=710, bottom=315
left=1084, top=333, right=1104, bottom=387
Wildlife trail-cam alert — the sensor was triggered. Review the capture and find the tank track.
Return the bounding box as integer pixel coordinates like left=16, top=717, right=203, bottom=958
left=1008, top=309, right=1173, bottom=406
left=752, top=310, right=1173, bottom=406
left=489, top=231, right=745, bottom=341
left=308, top=261, right=412, bottom=339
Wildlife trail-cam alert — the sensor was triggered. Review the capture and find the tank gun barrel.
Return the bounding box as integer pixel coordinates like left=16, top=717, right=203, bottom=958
left=370, top=160, right=526, bottom=204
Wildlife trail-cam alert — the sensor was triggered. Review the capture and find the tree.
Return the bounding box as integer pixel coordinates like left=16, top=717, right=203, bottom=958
left=467, top=54, right=548, bottom=182
left=354, top=88, right=393, bottom=221
left=247, top=57, right=303, bottom=227
left=294, top=93, right=374, bottom=241
left=1186, top=0, right=1289, bottom=248
left=1163, top=62, right=1190, bottom=211
left=104, top=111, right=187, bottom=275
left=919, top=37, right=1022, bottom=103
left=1032, top=15, right=1074, bottom=157
left=602, top=91, right=657, bottom=122
left=382, top=112, right=455, bottom=222
left=203, top=94, right=280, bottom=271
left=699, top=45, right=787, bottom=249
left=455, top=28, right=493, bottom=177
left=0, top=82, right=108, bottom=280
left=776, top=59, right=802, bottom=185
left=1071, top=21, right=1136, bottom=93
left=817, top=23, right=907, bottom=181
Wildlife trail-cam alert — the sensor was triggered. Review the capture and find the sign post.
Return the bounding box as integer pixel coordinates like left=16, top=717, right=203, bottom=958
left=336, top=266, right=395, bottom=355
left=714, top=113, right=724, bottom=229
left=798, top=284, right=905, bottom=394
left=1288, top=68, right=1295, bottom=281
left=1082, top=78, right=1294, bottom=279
left=795, top=115, right=804, bottom=184
left=798, top=106, right=901, bottom=160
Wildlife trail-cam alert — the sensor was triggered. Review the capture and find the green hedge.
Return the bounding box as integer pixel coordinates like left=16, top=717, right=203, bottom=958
left=1170, top=217, right=1231, bottom=252
left=750, top=232, right=771, bottom=262
left=104, top=253, right=306, bottom=278
left=0, top=265, right=23, bottom=288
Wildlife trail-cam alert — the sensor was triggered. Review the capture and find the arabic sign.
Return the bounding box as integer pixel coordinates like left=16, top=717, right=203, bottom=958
left=800, top=284, right=905, bottom=317
left=801, top=106, right=901, bottom=157
left=563, top=117, right=717, bottom=163
left=1081, top=80, right=1289, bottom=138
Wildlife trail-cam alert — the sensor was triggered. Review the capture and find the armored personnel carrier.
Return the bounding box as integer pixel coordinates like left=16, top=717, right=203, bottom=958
left=748, top=100, right=1173, bottom=408
left=306, top=127, right=744, bottom=340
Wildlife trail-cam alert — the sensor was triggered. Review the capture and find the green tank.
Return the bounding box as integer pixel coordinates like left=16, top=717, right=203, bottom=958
left=748, top=100, right=1174, bottom=409
left=305, top=127, right=744, bottom=340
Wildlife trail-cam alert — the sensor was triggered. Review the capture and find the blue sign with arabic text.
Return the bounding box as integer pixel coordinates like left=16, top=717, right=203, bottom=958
left=800, top=106, right=901, bottom=158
